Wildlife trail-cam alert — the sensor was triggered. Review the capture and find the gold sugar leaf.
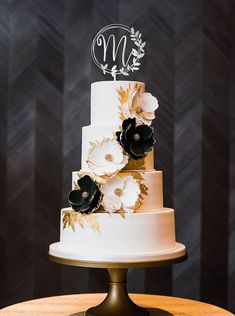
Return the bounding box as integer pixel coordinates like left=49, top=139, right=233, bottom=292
left=124, top=157, right=146, bottom=170
left=118, top=210, right=126, bottom=219
left=62, top=210, right=100, bottom=233
left=117, top=171, right=132, bottom=178
left=133, top=172, right=144, bottom=182
left=63, top=220, right=67, bottom=230
left=86, top=214, right=100, bottom=234
left=134, top=83, right=142, bottom=94
left=71, top=221, right=75, bottom=232
left=89, top=141, right=96, bottom=147
left=134, top=199, right=142, bottom=209
left=78, top=221, right=84, bottom=229
left=117, top=85, right=131, bottom=104
left=140, top=183, right=148, bottom=195
left=119, top=111, right=126, bottom=121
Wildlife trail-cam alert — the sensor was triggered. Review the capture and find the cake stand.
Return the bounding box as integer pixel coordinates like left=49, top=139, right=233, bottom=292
left=49, top=242, right=186, bottom=316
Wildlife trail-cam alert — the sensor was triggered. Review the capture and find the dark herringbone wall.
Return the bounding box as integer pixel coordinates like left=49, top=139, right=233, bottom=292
left=0, top=0, right=234, bottom=312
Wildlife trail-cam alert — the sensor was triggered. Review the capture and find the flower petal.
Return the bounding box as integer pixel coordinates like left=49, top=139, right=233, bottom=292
left=124, top=176, right=140, bottom=194
left=121, top=189, right=139, bottom=208
left=88, top=144, right=107, bottom=165
left=141, top=111, right=155, bottom=120
left=77, top=175, right=92, bottom=190
left=143, top=138, right=156, bottom=152
left=102, top=195, right=121, bottom=213
left=122, top=206, right=135, bottom=213
left=140, top=93, right=159, bottom=112
left=101, top=176, right=125, bottom=196
left=121, top=177, right=140, bottom=207
left=122, top=117, right=134, bottom=131
left=135, top=125, right=153, bottom=141
left=129, top=142, right=145, bottom=158
left=68, top=190, right=83, bottom=207
left=111, top=141, right=125, bottom=163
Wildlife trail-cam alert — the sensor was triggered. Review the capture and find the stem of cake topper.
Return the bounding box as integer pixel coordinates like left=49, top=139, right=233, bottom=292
left=91, top=24, right=146, bottom=80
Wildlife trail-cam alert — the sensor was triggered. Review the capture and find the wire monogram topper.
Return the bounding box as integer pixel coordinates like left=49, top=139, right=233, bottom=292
left=91, top=24, right=146, bottom=80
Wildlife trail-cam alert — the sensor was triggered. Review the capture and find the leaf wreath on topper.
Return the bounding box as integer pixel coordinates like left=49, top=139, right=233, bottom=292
left=91, top=24, right=146, bottom=80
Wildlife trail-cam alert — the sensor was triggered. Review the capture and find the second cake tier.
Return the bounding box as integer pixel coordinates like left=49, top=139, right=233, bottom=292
left=72, top=170, right=163, bottom=212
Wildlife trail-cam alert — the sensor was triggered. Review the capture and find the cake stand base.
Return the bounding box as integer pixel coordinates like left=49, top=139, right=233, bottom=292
left=86, top=268, right=149, bottom=316
left=48, top=243, right=186, bottom=316
left=71, top=308, right=173, bottom=316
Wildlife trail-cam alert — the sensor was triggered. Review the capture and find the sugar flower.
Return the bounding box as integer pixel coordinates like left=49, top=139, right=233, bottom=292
left=68, top=175, right=102, bottom=214
left=101, top=175, right=140, bottom=213
left=87, top=138, right=128, bottom=176
left=122, top=89, right=159, bottom=125
left=116, top=117, right=155, bottom=160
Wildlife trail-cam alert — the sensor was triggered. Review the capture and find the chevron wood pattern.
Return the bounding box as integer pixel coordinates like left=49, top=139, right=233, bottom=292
left=144, top=0, right=175, bottom=295
left=5, top=0, right=36, bottom=306
left=201, top=0, right=232, bottom=308
left=0, top=0, right=234, bottom=313
left=173, top=0, right=202, bottom=300
left=62, top=0, right=93, bottom=294
left=0, top=0, right=9, bottom=306
left=35, top=0, right=64, bottom=299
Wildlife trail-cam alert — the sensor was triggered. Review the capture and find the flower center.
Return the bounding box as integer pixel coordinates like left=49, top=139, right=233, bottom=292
left=114, top=188, right=122, bottom=196
left=136, top=106, right=143, bottom=114
left=82, top=191, right=89, bottom=199
left=133, top=133, right=141, bottom=141
left=105, top=153, right=113, bottom=161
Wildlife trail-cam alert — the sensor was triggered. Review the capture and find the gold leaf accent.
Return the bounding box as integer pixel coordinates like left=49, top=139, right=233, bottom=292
left=124, top=156, right=146, bottom=170
left=140, top=183, right=148, bottom=196
left=117, top=84, right=131, bottom=104
left=133, top=172, right=145, bottom=182
left=119, top=109, right=126, bottom=121
left=62, top=210, right=100, bottom=233
left=118, top=210, right=126, bottom=219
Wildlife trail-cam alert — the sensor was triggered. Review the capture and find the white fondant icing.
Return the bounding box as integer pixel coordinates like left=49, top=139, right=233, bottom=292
left=91, top=80, right=145, bottom=126
left=49, top=242, right=186, bottom=262
left=59, top=208, right=176, bottom=256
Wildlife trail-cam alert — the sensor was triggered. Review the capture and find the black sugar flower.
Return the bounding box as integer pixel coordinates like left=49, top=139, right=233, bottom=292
left=116, top=118, right=155, bottom=160
left=68, top=175, right=102, bottom=214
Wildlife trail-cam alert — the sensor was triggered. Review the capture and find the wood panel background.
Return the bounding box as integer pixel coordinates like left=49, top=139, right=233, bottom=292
left=0, top=0, right=234, bottom=312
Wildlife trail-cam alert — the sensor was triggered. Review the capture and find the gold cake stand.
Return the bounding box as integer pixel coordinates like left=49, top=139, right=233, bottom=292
left=48, top=244, right=187, bottom=316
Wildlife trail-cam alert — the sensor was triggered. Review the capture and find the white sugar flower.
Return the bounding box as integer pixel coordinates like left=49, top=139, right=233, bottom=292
left=87, top=138, right=129, bottom=176
left=101, top=175, right=140, bottom=213
left=123, top=90, right=159, bottom=126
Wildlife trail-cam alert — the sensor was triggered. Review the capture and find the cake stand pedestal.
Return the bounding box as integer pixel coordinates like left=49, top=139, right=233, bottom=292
left=49, top=243, right=186, bottom=316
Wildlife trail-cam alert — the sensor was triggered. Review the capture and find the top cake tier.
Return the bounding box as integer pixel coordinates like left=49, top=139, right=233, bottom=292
left=90, top=80, right=145, bottom=126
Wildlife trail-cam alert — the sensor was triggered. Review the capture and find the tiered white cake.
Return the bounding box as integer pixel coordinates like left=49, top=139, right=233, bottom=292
left=49, top=81, right=186, bottom=262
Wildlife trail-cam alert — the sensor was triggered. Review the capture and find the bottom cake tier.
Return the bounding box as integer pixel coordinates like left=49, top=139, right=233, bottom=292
left=49, top=208, right=180, bottom=261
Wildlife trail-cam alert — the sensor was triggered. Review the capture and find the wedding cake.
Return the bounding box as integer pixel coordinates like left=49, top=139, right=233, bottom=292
left=49, top=80, right=186, bottom=262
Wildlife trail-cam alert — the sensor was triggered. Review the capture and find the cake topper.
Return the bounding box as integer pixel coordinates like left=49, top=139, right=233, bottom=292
left=91, top=24, right=146, bottom=80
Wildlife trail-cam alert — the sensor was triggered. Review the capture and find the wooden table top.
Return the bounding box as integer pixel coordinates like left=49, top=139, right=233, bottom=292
left=0, top=293, right=234, bottom=316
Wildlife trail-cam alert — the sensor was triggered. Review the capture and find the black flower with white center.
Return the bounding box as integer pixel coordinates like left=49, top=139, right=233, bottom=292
left=116, top=118, right=155, bottom=160
left=68, top=175, right=102, bottom=214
